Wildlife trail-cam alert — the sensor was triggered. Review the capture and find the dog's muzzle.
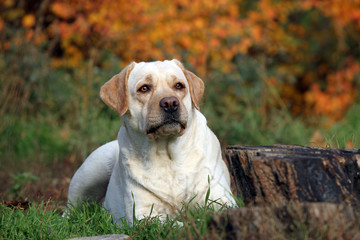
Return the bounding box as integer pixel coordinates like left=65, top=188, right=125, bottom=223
left=146, top=97, right=186, bottom=139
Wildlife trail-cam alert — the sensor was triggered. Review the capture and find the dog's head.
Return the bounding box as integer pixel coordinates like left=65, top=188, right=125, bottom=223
left=100, top=59, right=204, bottom=139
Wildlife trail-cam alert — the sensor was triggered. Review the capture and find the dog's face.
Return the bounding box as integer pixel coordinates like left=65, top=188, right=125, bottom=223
left=100, top=60, right=204, bottom=139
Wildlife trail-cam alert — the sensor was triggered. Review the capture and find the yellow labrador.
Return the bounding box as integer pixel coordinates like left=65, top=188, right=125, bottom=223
left=67, top=60, right=235, bottom=225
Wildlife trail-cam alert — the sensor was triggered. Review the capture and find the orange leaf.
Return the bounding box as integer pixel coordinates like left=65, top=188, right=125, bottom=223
left=51, top=2, right=75, bottom=19
left=22, top=14, right=35, bottom=28
left=0, top=17, right=4, bottom=31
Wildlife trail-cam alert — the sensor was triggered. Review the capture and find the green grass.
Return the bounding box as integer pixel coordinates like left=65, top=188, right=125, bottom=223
left=324, top=103, right=360, bottom=148
left=1, top=202, right=123, bottom=239
left=0, top=196, right=238, bottom=240
left=2, top=198, right=359, bottom=240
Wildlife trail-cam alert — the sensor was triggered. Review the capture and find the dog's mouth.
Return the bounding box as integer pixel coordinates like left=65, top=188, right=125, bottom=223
left=146, top=119, right=186, bottom=137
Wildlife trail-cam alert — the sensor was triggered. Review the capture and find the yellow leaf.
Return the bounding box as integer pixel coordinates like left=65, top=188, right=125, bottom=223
left=22, top=14, right=35, bottom=28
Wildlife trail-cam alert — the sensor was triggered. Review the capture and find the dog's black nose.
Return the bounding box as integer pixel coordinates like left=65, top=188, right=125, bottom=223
left=160, top=97, right=179, bottom=113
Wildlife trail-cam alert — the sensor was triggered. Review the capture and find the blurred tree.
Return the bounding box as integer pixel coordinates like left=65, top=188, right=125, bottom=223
left=1, top=0, right=360, bottom=122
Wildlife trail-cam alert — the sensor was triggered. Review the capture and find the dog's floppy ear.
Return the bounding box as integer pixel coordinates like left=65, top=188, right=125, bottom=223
left=100, top=62, right=135, bottom=116
left=172, top=59, right=204, bottom=110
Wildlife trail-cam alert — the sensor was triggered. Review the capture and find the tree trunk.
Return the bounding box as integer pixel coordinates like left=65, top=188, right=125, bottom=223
left=225, top=145, right=360, bottom=206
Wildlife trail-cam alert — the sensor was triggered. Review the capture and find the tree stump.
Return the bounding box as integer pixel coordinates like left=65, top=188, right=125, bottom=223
left=208, top=202, right=358, bottom=240
left=225, top=145, right=360, bottom=206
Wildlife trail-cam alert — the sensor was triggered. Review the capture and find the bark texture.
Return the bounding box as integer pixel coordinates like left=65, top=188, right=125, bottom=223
left=208, top=203, right=359, bottom=240
left=225, top=145, right=360, bottom=206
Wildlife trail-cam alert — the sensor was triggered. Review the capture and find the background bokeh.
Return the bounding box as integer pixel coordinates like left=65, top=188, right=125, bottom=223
left=1, top=0, right=360, bottom=204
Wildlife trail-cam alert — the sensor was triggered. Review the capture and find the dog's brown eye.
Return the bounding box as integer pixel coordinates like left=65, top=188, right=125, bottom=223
left=175, top=83, right=184, bottom=89
left=138, top=85, right=150, bottom=93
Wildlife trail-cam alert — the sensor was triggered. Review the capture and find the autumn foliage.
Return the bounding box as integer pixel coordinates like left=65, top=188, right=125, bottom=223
left=1, top=0, right=360, bottom=122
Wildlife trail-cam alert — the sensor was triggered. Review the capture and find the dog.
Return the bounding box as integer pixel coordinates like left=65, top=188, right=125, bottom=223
left=67, top=59, right=235, bottom=225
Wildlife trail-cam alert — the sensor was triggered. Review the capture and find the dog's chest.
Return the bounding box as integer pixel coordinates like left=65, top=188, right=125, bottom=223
left=125, top=152, right=207, bottom=203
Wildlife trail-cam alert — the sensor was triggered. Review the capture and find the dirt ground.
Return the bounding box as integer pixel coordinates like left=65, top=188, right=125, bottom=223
left=0, top=154, right=83, bottom=210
